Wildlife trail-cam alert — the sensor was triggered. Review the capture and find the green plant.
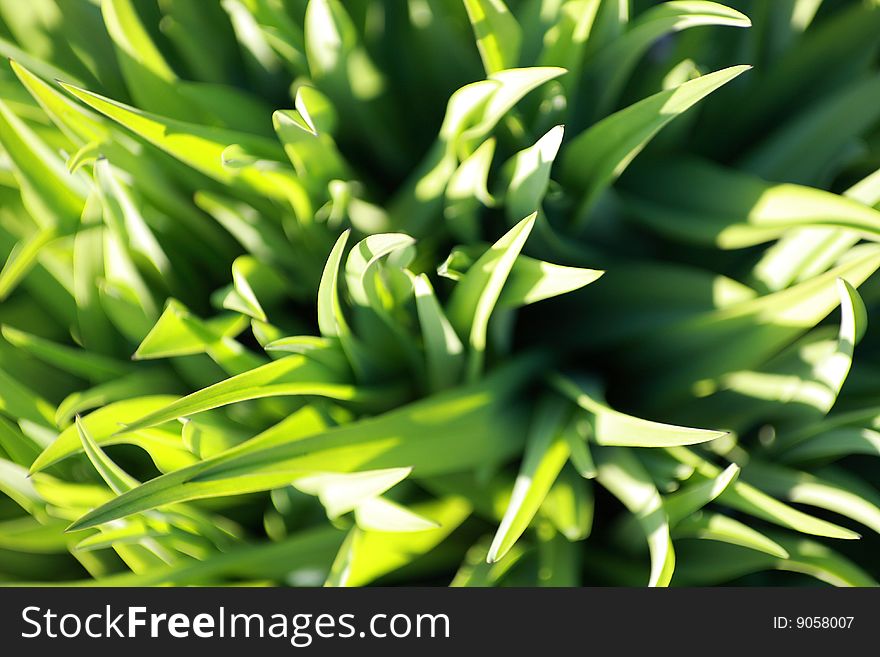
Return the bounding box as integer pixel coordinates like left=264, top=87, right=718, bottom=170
left=0, top=0, right=879, bottom=587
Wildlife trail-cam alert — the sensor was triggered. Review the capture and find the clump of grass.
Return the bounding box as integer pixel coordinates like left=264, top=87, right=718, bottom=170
left=0, top=0, right=879, bottom=587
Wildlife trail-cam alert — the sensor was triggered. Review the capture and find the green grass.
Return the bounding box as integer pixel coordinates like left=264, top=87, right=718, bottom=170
left=0, top=0, right=879, bottom=587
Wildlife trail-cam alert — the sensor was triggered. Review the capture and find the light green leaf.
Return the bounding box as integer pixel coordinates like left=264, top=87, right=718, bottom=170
left=666, top=447, right=860, bottom=540
left=673, top=512, right=790, bottom=559
left=102, top=0, right=194, bottom=120
left=135, top=300, right=241, bottom=359
left=391, top=67, right=564, bottom=235
left=0, top=458, right=43, bottom=513
left=303, top=0, right=401, bottom=171
left=461, top=67, right=567, bottom=148
left=95, top=157, right=171, bottom=285
left=9, top=59, right=107, bottom=144
left=664, top=463, right=740, bottom=526
left=0, top=517, right=72, bottom=553
left=563, top=416, right=596, bottom=478
left=316, top=230, right=376, bottom=379
left=194, top=191, right=300, bottom=275
left=675, top=535, right=876, bottom=587
left=626, top=246, right=880, bottom=407
left=541, top=466, right=594, bottom=541
left=354, top=497, right=440, bottom=533
left=53, top=525, right=344, bottom=586
left=0, top=416, right=42, bottom=467
left=743, top=462, right=880, bottom=535
left=410, top=273, right=465, bottom=393
left=689, top=278, right=866, bottom=429
left=596, top=446, right=675, bottom=587
left=344, top=233, right=415, bottom=307
left=441, top=244, right=604, bottom=308
left=75, top=416, right=138, bottom=494
left=345, top=497, right=471, bottom=586
left=324, top=527, right=359, bottom=587
left=134, top=300, right=261, bottom=376
left=60, top=83, right=285, bottom=193
left=447, top=213, right=536, bottom=380
left=273, top=97, right=347, bottom=187
left=749, top=168, right=880, bottom=292
left=451, top=535, right=527, bottom=587
left=65, top=361, right=536, bottom=525
left=0, top=97, right=87, bottom=231
left=73, top=522, right=164, bottom=553
left=66, top=358, right=538, bottom=529
left=317, top=230, right=350, bottom=338
left=292, top=467, right=412, bottom=519
left=222, top=256, right=288, bottom=322
left=536, top=525, right=581, bottom=585
left=538, top=0, right=602, bottom=101
left=1, top=325, right=130, bottom=383
left=0, top=227, right=58, bottom=302
left=445, top=138, right=496, bottom=241
left=488, top=396, right=570, bottom=562
left=0, top=368, right=55, bottom=428
left=553, top=374, right=726, bottom=447
left=117, top=355, right=397, bottom=434
left=263, top=335, right=350, bottom=375
left=781, top=427, right=880, bottom=464
left=30, top=396, right=192, bottom=474
left=501, top=125, right=564, bottom=222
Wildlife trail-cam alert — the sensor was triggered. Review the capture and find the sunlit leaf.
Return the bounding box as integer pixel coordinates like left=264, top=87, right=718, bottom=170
left=488, top=396, right=570, bottom=562
left=464, top=0, right=523, bottom=75
left=595, top=446, right=675, bottom=587
left=624, top=157, right=880, bottom=248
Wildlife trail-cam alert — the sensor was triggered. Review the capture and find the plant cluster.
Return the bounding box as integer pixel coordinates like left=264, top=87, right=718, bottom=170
left=0, top=0, right=879, bottom=586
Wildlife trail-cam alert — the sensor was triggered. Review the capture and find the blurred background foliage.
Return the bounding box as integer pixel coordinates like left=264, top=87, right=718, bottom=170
left=0, top=0, right=879, bottom=587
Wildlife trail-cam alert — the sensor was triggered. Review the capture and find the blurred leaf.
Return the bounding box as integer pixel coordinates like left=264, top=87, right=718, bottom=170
left=675, top=535, right=876, bottom=587
left=344, top=497, right=472, bottom=586
left=464, top=0, right=522, bottom=75
left=451, top=535, right=527, bottom=587
left=353, top=497, right=440, bottom=533
left=596, top=446, right=675, bottom=587
left=102, top=0, right=194, bottom=120
left=410, top=273, right=465, bottom=393
left=624, top=157, right=880, bottom=248
left=672, top=513, right=789, bottom=559
left=541, top=466, right=593, bottom=540
left=560, top=65, right=750, bottom=226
